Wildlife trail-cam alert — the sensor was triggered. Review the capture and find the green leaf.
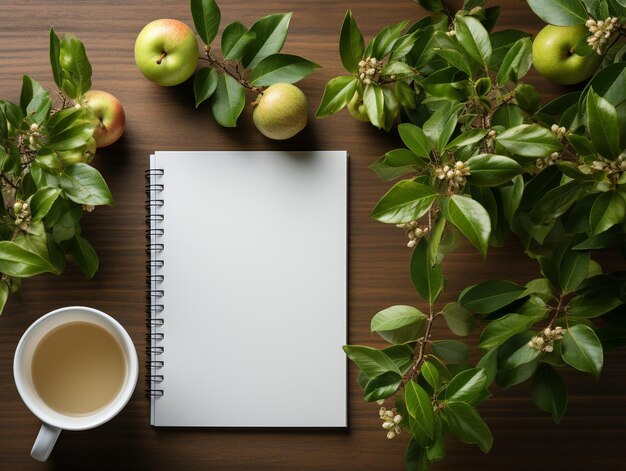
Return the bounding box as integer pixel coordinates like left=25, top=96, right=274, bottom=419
left=59, top=34, right=92, bottom=98
left=559, top=249, right=590, bottom=294
left=370, top=21, right=408, bottom=58
left=586, top=89, right=621, bottom=159
left=315, top=76, right=358, bottom=118
left=411, top=238, right=444, bottom=305
left=440, top=195, right=491, bottom=257
left=479, top=314, right=538, bottom=350
left=339, top=10, right=364, bottom=73
left=455, top=15, right=492, bottom=65
left=250, top=54, right=319, bottom=86
left=526, top=0, right=587, bottom=26
left=190, top=0, right=220, bottom=45
left=193, top=68, right=218, bottom=107
left=446, top=129, right=488, bottom=149
left=443, top=402, right=493, bottom=453
left=568, top=292, right=623, bottom=318
left=370, top=149, right=425, bottom=181
left=464, top=154, right=523, bottom=187
left=343, top=345, right=401, bottom=377
left=47, top=119, right=96, bottom=151
left=515, top=83, right=542, bottom=114
left=492, top=104, right=524, bottom=128
left=67, top=234, right=99, bottom=278
left=500, top=175, right=524, bottom=223
left=497, top=359, right=539, bottom=388
left=363, top=83, right=384, bottom=128
left=431, top=340, right=469, bottom=364
left=59, top=163, right=113, bottom=205
left=210, top=73, right=245, bottom=127
left=49, top=28, right=63, bottom=89
left=476, top=347, right=499, bottom=386
left=371, top=180, right=437, bottom=224
left=0, top=281, right=8, bottom=314
left=423, top=102, right=459, bottom=149
left=496, top=38, right=532, bottom=85
left=561, top=324, right=603, bottom=379
left=0, top=241, right=59, bottom=277
left=405, top=381, right=434, bottom=438
left=242, top=13, right=292, bottom=69
left=496, top=124, right=561, bottom=158
left=405, top=439, right=429, bottom=471
left=421, top=362, right=440, bottom=390
left=459, top=280, right=526, bottom=314
left=531, top=364, right=567, bottom=424
left=444, top=368, right=488, bottom=403
left=443, top=302, right=476, bottom=336
left=371, top=305, right=427, bottom=344
left=398, top=123, right=432, bottom=158
left=590, top=191, right=626, bottom=235
left=20, top=76, right=51, bottom=125
left=364, top=371, right=402, bottom=402
left=29, top=187, right=61, bottom=222
left=390, top=31, right=421, bottom=61
left=502, top=337, right=541, bottom=369
left=221, top=22, right=256, bottom=61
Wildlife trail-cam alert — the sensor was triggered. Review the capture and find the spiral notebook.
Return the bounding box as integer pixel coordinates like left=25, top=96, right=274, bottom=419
left=146, top=150, right=348, bottom=427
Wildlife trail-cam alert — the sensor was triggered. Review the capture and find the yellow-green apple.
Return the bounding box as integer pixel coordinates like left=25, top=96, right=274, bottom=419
left=347, top=92, right=369, bottom=122
left=252, top=84, right=308, bottom=140
left=532, top=24, right=602, bottom=85
left=134, top=19, right=199, bottom=86
left=83, top=90, right=126, bottom=147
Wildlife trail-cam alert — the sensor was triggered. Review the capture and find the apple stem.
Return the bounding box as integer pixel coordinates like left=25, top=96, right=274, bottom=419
left=156, top=52, right=167, bottom=65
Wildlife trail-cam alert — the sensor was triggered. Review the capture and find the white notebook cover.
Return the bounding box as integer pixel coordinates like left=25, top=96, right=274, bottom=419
left=148, top=151, right=347, bottom=427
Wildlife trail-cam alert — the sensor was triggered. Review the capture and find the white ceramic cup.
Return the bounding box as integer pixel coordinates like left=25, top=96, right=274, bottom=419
left=13, top=306, right=138, bottom=462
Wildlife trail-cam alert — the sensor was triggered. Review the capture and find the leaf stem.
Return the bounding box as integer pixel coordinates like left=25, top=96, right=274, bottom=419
left=404, top=305, right=436, bottom=383
left=201, top=48, right=264, bottom=94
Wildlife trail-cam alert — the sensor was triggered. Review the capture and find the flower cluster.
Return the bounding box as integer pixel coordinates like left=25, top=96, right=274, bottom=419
left=579, top=154, right=626, bottom=177
left=396, top=220, right=430, bottom=248
left=27, top=122, right=41, bottom=150
left=379, top=407, right=402, bottom=439
left=12, top=200, right=31, bottom=230
left=358, top=57, right=382, bottom=85
left=550, top=124, right=568, bottom=140
left=586, top=17, right=621, bottom=54
left=435, top=161, right=471, bottom=192
left=528, top=326, right=565, bottom=353
left=536, top=152, right=560, bottom=171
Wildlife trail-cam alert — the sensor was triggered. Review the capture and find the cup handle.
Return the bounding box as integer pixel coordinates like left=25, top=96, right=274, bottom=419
left=31, top=423, right=61, bottom=462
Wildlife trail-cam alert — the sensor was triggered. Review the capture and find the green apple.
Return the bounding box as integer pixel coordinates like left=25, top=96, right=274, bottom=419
left=83, top=90, right=126, bottom=147
left=134, top=19, right=199, bottom=86
left=532, top=24, right=602, bottom=85
left=347, top=92, right=369, bottom=122
left=252, top=84, right=308, bottom=140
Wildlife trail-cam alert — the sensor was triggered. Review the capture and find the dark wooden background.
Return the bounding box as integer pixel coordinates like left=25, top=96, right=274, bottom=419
left=1, top=0, right=624, bottom=469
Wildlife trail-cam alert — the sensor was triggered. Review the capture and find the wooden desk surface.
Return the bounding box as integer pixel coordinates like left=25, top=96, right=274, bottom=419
left=1, top=1, right=624, bottom=469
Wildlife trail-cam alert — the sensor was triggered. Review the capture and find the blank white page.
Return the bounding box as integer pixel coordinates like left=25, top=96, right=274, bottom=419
left=150, top=151, right=347, bottom=427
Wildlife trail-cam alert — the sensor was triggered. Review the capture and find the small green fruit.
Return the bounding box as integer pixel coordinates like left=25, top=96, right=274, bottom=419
left=347, top=92, right=369, bottom=122
left=252, top=84, right=308, bottom=140
left=532, top=24, right=602, bottom=85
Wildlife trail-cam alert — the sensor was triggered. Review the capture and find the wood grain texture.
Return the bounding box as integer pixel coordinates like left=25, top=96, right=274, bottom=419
left=0, top=1, right=624, bottom=469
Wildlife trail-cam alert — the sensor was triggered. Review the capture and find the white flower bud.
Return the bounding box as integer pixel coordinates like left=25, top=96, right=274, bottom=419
left=371, top=58, right=377, bottom=66
left=382, top=421, right=394, bottom=430
left=415, top=228, right=423, bottom=237
left=543, top=327, right=552, bottom=337
left=408, top=231, right=416, bottom=240
left=455, top=161, right=464, bottom=169
left=544, top=344, right=554, bottom=353
left=386, top=430, right=395, bottom=439
left=443, top=165, right=450, bottom=172
left=550, top=152, right=559, bottom=159
left=30, top=123, right=39, bottom=131
left=407, top=239, right=417, bottom=248
left=358, top=60, right=366, bottom=67
left=74, top=103, right=81, bottom=109
left=446, top=170, right=455, bottom=179
left=376, top=399, right=385, bottom=405
left=393, top=414, right=402, bottom=424
left=410, top=221, right=418, bottom=228
left=394, top=425, right=402, bottom=434
left=551, top=124, right=558, bottom=132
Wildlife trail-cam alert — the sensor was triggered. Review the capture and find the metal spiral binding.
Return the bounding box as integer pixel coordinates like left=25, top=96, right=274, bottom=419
left=145, top=167, right=165, bottom=398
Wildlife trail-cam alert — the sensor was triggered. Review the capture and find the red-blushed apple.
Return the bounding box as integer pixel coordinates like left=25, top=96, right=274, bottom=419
left=252, top=84, right=308, bottom=140
left=83, top=90, right=126, bottom=147
left=532, top=24, right=602, bottom=85
left=134, top=19, right=199, bottom=86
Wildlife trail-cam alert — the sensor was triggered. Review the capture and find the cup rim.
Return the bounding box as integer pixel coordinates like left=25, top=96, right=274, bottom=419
left=13, top=306, right=138, bottom=431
